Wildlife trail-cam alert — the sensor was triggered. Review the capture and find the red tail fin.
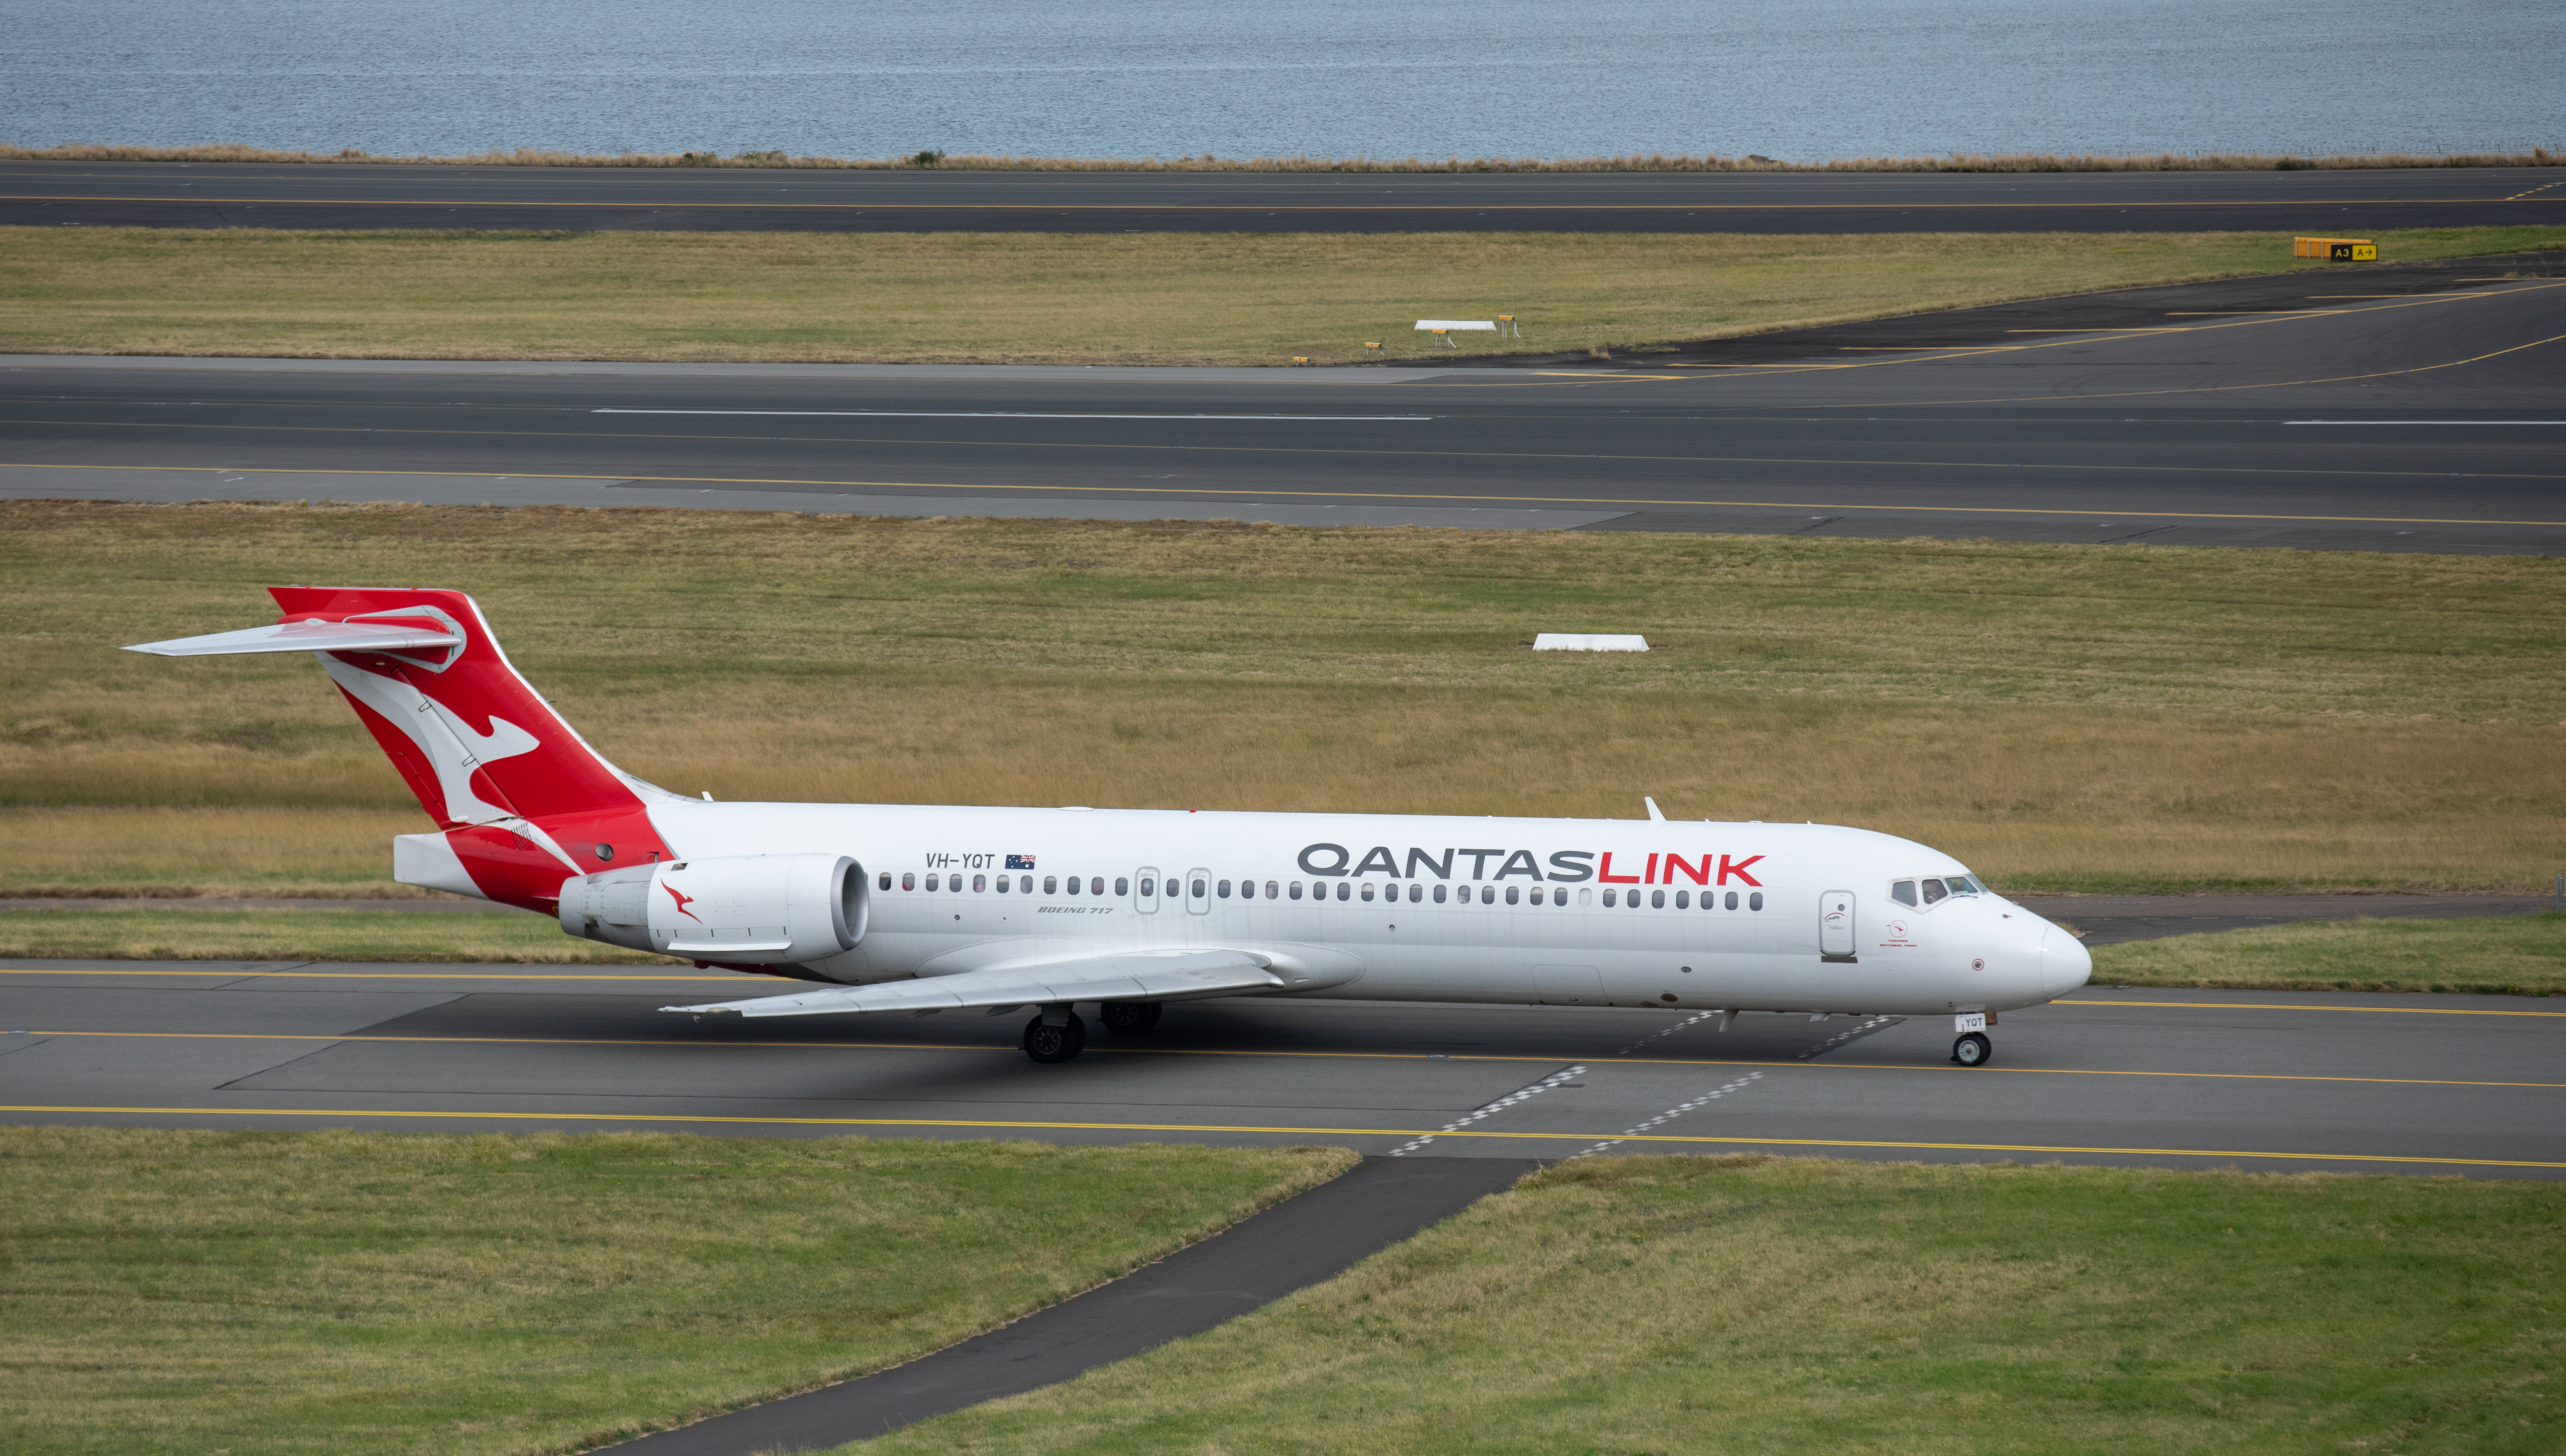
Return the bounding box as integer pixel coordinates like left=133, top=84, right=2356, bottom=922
left=267, top=587, right=659, bottom=828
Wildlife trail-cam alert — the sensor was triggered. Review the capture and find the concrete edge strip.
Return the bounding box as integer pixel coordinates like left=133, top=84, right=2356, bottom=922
left=586, top=1155, right=1542, bottom=1454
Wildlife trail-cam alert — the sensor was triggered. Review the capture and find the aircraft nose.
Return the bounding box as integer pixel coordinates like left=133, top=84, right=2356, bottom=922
left=2039, top=923, right=2092, bottom=995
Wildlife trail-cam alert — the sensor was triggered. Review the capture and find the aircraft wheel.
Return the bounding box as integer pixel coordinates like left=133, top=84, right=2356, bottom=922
left=1952, top=1032, right=1992, bottom=1067
left=1023, top=1012, right=1087, bottom=1064
left=1101, top=1001, right=1162, bottom=1036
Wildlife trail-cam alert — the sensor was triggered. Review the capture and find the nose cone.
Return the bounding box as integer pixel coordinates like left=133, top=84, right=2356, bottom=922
left=2039, top=924, right=2093, bottom=995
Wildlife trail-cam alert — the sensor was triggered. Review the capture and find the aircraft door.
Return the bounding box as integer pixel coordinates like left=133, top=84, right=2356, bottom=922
left=1185, top=867, right=1211, bottom=915
left=1819, top=890, right=1858, bottom=962
left=1136, top=866, right=1160, bottom=915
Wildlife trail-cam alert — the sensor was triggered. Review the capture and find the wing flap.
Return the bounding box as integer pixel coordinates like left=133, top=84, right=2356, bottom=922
left=663, top=949, right=1281, bottom=1019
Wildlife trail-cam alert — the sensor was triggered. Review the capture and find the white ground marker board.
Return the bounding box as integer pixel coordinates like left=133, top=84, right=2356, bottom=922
left=1533, top=634, right=1650, bottom=651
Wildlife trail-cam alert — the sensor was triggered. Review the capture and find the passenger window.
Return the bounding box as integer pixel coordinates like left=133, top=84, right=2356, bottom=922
left=1724, top=891, right=1739, bottom=910
left=1921, top=879, right=1948, bottom=905
left=996, top=875, right=1011, bottom=893
left=1019, top=875, right=1031, bottom=894
left=1116, top=877, right=1129, bottom=896
left=1336, top=882, right=1350, bottom=901
left=1263, top=880, right=1276, bottom=899
left=901, top=872, right=915, bottom=891
left=1579, top=887, right=1593, bottom=906
left=1504, top=885, right=1519, bottom=905
left=1092, top=877, right=1105, bottom=896
left=1217, top=879, right=1231, bottom=898
left=1749, top=892, right=1764, bottom=911
left=1360, top=883, right=1376, bottom=901
left=1290, top=881, right=1303, bottom=900
left=1432, top=884, right=1447, bottom=904
left=1139, top=877, right=1155, bottom=897
left=1675, top=890, right=1689, bottom=909
left=926, top=873, right=940, bottom=892
left=878, top=871, right=891, bottom=891
left=1603, top=888, right=1618, bottom=907
left=1651, top=890, right=1665, bottom=909
left=1043, top=876, right=1057, bottom=895
left=1891, top=879, right=1918, bottom=907
left=972, top=874, right=987, bottom=892
left=1070, top=876, right=1085, bottom=896
left=1192, top=879, right=1208, bottom=898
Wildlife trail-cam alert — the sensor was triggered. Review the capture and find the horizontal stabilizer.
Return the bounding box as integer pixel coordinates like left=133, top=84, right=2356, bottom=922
left=663, top=948, right=1282, bottom=1019
left=124, top=619, right=465, bottom=657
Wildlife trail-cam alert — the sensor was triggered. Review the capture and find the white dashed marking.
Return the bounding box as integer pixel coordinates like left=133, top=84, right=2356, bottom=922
left=1616, top=1008, right=1726, bottom=1056
left=1795, top=1014, right=1904, bottom=1060
left=1575, top=1070, right=1766, bottom=1157
left=1390, top=1065, right=1587, bottom=1156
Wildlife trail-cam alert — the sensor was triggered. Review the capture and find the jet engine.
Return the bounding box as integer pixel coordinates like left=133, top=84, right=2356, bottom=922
left=558, top=854, right=867, bottom=965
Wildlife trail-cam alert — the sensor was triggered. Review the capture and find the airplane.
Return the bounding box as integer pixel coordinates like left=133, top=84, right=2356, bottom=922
left=127, top=586, right=2091, bottom=1067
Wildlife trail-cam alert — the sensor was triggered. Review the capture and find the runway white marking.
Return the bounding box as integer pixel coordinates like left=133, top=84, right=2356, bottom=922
left=590, top=409, right=1435, bottom=421
left=1616, top=1009, right=1725, bottom=1056
left=1795, top=1014, right=1906, bottom=1061
left=2285, top=421, right=2566, bottom=426
left=1577, top=1070, right=1767, bottom=1157
left=1389, top=1065, right=1586, bottom=1157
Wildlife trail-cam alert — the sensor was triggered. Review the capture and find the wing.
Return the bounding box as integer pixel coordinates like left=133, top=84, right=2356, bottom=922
left=662, top=948, right=1283, bottom=1019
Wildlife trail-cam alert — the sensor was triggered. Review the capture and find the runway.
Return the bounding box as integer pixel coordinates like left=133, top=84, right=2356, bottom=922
left=6, top=160, right=2563, bottom=234
left=4, top=960, right=2559, bottom=1178
left=7, top=255, right=2562, bottom=551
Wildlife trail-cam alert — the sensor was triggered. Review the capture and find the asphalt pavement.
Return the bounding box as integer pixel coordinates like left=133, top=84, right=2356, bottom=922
left=7, top=160, right=2563, bottom=233
left=7, top=254, right=2562, bottom=551
left=4, top=962, right=2558, bottom=1179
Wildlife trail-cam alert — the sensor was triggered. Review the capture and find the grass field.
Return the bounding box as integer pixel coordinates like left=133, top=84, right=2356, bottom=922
left=4, top=225, right=2559, bottom=366
left=2092, top=914, right=2566, bottom=997
left=848, top=1156, right=2565, bottom=1455
left=6, top=501, right=2560, bottom=898
left=0, top=1128, right=1352, bottom=1456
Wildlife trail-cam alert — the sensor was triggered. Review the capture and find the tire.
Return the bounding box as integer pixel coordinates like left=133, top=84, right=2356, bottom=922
left=1952, top=1032, right=1992, bottom=1067
left=1023, top=1012, right=1087, bottom=1064
left=1100, top=1001, right=1162, bottom=1036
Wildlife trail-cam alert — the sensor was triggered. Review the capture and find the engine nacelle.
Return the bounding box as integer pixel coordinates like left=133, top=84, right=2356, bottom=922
left=558, top=854, right=866, bottom=965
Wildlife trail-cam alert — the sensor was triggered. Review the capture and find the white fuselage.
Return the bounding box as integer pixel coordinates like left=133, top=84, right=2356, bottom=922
left=640, top=800, right=2090, bottom=1015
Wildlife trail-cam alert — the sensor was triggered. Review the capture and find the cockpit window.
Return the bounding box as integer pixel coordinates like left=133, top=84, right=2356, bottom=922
left=1946, top=875, right=1980, bottom=894
left=1921, top=878, right=1948, bottom=905
left=1890, top=879, right=1918, bottom=907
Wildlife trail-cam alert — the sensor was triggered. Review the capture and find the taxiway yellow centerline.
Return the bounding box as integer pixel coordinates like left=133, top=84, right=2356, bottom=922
left=3, top=1103, right=2558, bottom=1168
left=18, top=1027, right=2564, bottom=1087
left=7, top=460, right=2562, bottom=528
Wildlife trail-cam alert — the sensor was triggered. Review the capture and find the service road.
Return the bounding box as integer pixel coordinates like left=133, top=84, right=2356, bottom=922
left=6, top=256, right=2561, bottom=552
left=4, top=963, right=2558, bottom=1179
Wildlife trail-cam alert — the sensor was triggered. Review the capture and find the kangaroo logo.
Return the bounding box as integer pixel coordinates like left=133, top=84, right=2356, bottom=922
left=663, top=884, right=703, bottom=922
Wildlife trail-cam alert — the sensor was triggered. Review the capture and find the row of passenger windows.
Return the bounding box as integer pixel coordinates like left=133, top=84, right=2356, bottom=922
left=875, top=869, right=1762, bottom=911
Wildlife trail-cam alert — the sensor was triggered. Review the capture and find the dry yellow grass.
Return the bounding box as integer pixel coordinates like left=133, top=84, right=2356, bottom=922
left=4, top=226, right=2559, bottom=366
left=6, top=501, right=2560, bottom=896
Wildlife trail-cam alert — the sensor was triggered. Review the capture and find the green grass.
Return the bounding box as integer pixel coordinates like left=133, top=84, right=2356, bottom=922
left=0, top=907, right=674, bottom=962
left=6, top=501, right=2562, bottom=898
left=844, top=1156, right=2566, bottom=1456
left=0, top=1128, right=1354, bottom=1456
left=3, top=225, right=2558, bottom=366
left=2092, top=913, right=2566, bottom=996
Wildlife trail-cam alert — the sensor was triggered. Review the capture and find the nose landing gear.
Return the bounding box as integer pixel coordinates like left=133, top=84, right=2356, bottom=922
left=1022, top=1009, right=1087, bottom=1063
left=1952, top=1031, right=1992, bottom=1067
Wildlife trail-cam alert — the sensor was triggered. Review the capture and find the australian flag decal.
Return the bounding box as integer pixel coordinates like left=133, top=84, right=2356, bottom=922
left=1005, top=854, right=1036, bottom=870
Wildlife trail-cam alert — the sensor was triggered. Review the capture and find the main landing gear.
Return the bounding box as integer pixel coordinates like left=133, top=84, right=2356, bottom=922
left=1022, top=1009, right=1087, bottom=1064
left=1100, top=1001, right=1163, bottom=1036
left=1024, top=1001, right=1164, bottom=1062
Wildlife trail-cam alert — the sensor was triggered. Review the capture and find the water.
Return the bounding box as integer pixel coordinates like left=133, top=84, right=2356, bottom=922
left=4, top=0, right=2556, bottom=162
